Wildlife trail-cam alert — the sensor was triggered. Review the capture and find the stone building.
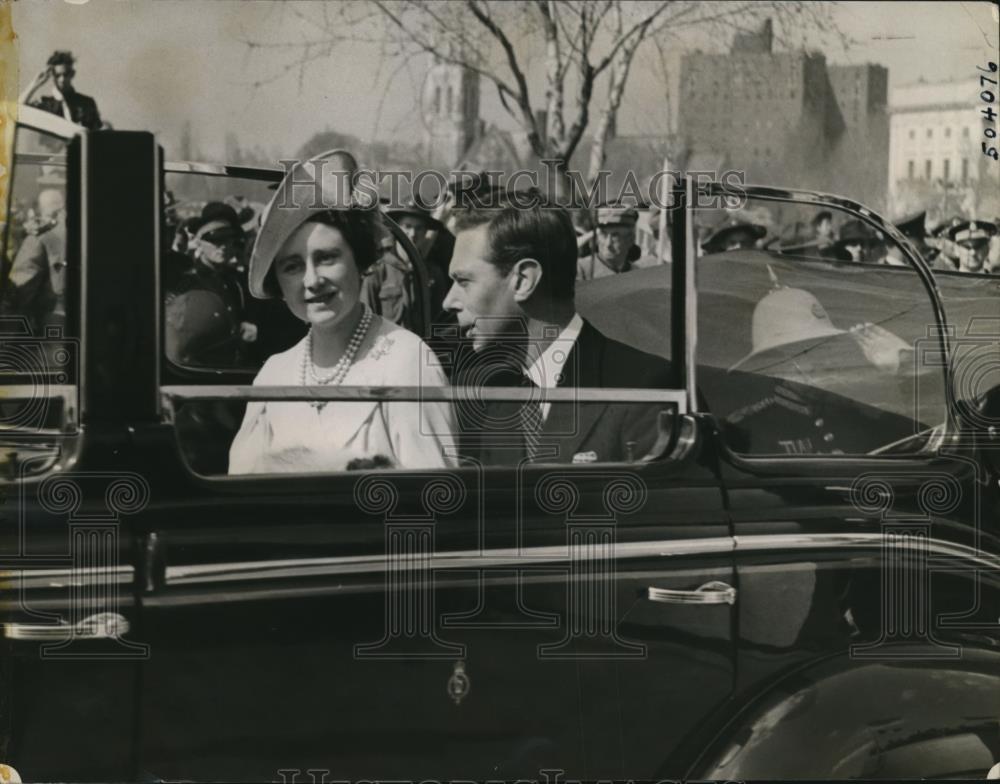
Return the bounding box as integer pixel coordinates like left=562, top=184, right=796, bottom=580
left=676, top=21, right=889, bottom=209
left=422, top=55, right=483, bottom=169
left=888, top=78, right=999, bottom=220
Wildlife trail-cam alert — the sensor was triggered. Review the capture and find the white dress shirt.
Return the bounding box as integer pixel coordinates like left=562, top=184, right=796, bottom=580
left=524, top=312, right=584, bottom=421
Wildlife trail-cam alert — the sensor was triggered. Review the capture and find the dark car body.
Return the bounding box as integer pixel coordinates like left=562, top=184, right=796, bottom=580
left=2, top=108, right=1000, bottom=781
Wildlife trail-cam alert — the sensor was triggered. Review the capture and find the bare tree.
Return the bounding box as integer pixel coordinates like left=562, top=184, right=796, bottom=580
left=246, top=1, right=842, bottom=187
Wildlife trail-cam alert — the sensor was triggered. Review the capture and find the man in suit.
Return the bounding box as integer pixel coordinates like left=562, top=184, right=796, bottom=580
left=441, top=194, right=675, bottom=465
left=20, top=51, right=103, bottom=130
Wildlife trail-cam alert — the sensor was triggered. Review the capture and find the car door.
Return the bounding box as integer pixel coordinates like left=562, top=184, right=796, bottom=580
left=1, top=112, right=161, bottom=780
left=131, top=166, right=736, bottom=780
left=690, top=188, right=1000, bottom=780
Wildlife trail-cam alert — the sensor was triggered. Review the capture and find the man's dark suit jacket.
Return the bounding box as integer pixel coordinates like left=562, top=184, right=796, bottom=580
left=457, top=319, right=675, bottom=466
left=32, top=93, right=102, bottom=130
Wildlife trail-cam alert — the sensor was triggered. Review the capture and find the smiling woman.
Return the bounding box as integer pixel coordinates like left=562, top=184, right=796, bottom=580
left=227, top=153, right=457, bottom=474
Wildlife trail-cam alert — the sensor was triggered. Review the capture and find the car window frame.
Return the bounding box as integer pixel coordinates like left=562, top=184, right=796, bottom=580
left=692, top=181, right=959, bottom=469
left=157, top=167, right=694, bottom=485
left=0, top=108, right=85, bottom=484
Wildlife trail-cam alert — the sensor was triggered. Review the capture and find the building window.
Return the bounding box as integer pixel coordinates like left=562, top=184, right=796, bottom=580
left=907, top=160, right=915, bottom=179
left=446, top=87, right=453, bottom=114
left=945, top=127, right=951, bottom=138
left=908, top=129, right=915, bottom=140
left=434, top=86, right=441, bottom=115
left=963, top=127, right=970, bottom=137
left=962, top=158, right=969, bottom=182
left=926, top=128, right=933, bottom=139
left=925, top=159, right=932, bottom=179
left=943, top=159, right=950, bottom=181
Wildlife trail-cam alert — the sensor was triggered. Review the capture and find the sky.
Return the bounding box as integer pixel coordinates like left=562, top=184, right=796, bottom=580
left=8, top=0, right=999, bottom=163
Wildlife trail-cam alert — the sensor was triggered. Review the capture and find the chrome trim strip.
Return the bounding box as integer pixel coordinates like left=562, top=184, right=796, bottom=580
left=165, top=537, right=735, bottom=586
left=3, top=565, right=134, bottom=590
left=161, top=384, right=687, bottom=406
left=685, top=176, right=699, bottom=413
left=735, top=533, right=1000, bottom=571
left=163, top=533, right=1000, bottom=588
left=163, top=161, right=283, bottom=181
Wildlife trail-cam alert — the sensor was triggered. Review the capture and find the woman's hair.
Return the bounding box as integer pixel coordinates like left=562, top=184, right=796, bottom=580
left=262, top=208, right=380, bottom=298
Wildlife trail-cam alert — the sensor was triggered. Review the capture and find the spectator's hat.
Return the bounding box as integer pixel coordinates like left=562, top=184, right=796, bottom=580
left=192, top=202, right=244, bottom=244
left=387, top=197, right=444, bottom=232
left=595, top=205, right=640, bottom=228
left=730, top=286, right=845, bottom=372
left=930, top=216, right=962, bottom=238
left=248, top=149, right=372, bottom=298
left=834, top=219, right=877, bottom=247
left=947, top=219, right=997, bottom=248
left=895, top=210, right=927, bottom=241
left=702, top=221, right=766, bottom=254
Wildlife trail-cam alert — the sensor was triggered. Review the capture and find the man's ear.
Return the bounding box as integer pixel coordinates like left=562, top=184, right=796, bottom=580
left=510, top=257, right=543, bottom=302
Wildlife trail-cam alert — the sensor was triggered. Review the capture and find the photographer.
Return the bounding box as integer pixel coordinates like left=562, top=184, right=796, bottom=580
left=20, top=50, right=103, bottom=130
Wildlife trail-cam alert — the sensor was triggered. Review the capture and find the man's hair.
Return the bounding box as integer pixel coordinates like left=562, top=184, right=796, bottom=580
left=262, top=208, right=379, bottom=297
left=451, top=192, right=577, bottom=301
left=47, top=51, right=76, bottom=70
left=812, top=210, right=833, bottom=226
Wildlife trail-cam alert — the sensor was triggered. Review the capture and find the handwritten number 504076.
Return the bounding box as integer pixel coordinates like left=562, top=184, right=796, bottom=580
left=979, top=62, right=998, bottom=160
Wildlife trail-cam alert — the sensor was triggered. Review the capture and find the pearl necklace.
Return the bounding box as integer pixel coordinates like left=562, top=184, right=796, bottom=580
left=299, top=306, right=373, bottom=410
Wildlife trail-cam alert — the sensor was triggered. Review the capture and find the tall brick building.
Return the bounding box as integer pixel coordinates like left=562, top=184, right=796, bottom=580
left=677, top=21, right=889, bottom=209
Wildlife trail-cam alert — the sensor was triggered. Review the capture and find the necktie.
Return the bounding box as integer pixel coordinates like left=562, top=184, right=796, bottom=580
left=519, top=374, right=543, bottom=461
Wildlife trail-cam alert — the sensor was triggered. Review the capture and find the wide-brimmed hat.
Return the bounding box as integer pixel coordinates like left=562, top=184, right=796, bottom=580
left=702, top=221, right=767, bottom=254
left=247, top=148, right=372, bottom=299
left=387, top=197, right=444, bottom=232
left=730, top=286, right=846, bottom=372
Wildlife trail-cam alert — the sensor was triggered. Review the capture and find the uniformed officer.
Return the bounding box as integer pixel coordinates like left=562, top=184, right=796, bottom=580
left=576, top=205, right=658, bottom=280
left=947, top=219, right=997, bottom=274
left=164, top=202, right=256, bottom=366
left=926, top=217, right=963, bottom=271
left=721, top=285, right=917, bottom=455
left=701, top=220, right=767, bottom=255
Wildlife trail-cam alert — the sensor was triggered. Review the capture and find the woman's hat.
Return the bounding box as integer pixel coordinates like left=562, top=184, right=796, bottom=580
left=248, top=149, right=369, bottom=299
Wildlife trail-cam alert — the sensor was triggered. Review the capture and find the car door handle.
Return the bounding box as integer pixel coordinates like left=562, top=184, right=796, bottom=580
left=646, top=581, right=736, bottom=605
left=3, top=612, right=130, bottom=641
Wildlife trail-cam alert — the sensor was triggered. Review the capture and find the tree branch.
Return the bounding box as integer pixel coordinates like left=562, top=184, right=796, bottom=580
left=466, top=0, right=542, bottom=156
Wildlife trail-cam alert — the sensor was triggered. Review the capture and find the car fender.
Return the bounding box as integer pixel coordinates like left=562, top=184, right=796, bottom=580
left=691, top=647, right=1000, bottom=779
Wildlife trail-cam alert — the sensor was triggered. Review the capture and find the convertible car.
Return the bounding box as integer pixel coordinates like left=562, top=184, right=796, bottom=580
left=1, top=107, right=1000, bottom=781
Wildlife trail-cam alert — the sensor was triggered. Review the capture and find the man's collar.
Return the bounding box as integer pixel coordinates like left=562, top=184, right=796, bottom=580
left=596, top=253, right=629, bottom=274
left=525, top=312, right=583, bottom=389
